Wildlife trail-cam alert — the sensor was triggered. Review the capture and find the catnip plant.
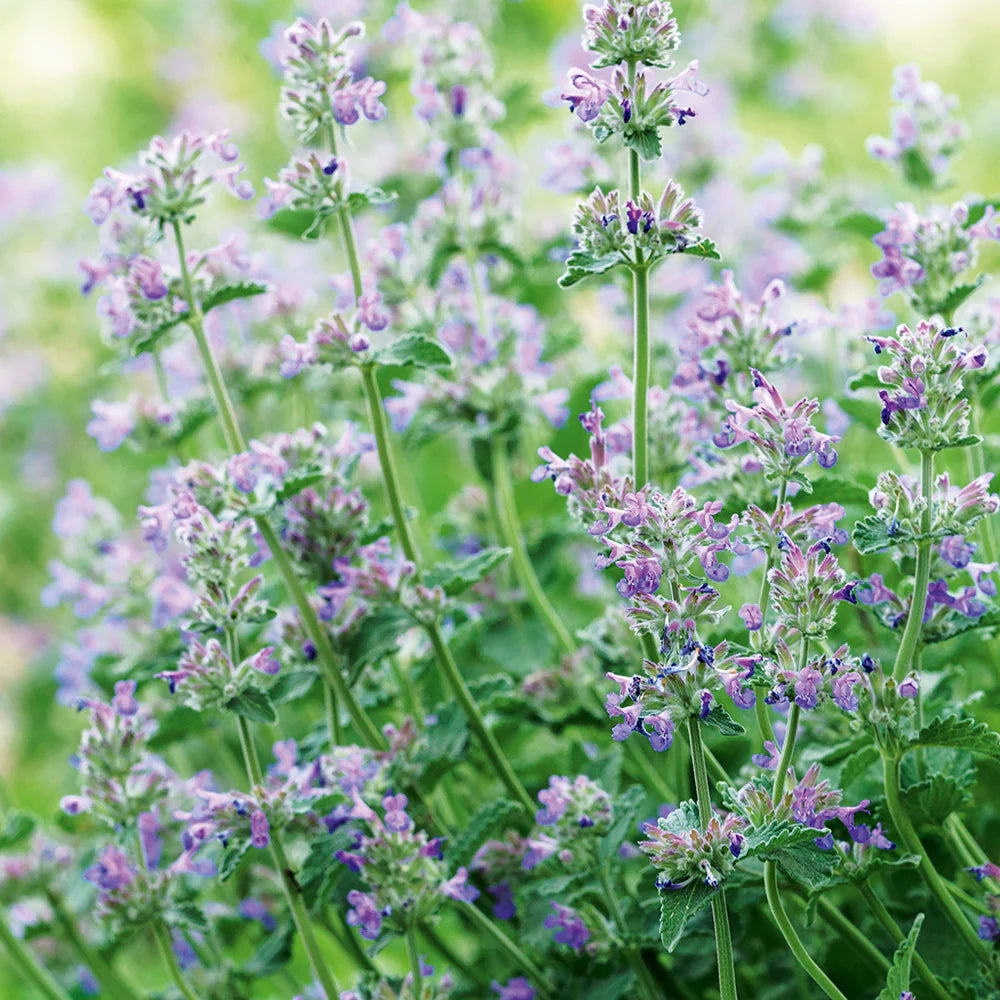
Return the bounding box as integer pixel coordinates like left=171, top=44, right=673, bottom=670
left=4, top=3, right=1000, bottom=1000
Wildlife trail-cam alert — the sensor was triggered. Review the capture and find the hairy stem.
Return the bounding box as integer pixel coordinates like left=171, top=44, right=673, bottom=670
left=632, top=264, right=651, bottom=491
left=686, top=718, right=739, bottom=1000
left=406, top=927, right=423, bottom=998
left=0, top=911, right=74, bottom=1000
left=881, top=751, right=988, bottom=961
left=891, top=449, right=933, bottom=682
left=858, top=881, right=956, bottom=1000
left=235, top=714, right=342, bottom=999
left=171, top=221, right=384, bottom=749
left=491, top=437, right=575, bottom=655
left=152, top=922, right=200, bottom=1000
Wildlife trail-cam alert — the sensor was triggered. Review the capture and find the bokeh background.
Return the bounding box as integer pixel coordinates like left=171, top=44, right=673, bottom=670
left=2, top=1, right=1000, bottom=984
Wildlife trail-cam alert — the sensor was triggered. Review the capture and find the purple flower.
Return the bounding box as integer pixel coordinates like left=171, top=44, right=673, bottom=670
left=111, top=680, right=139, bottom=717
left=492, top=978, right=536, bottom=1000
left=250, top=809, right=270, bottom=849
left=940, top=534, right=975, bottom=569
left=86, top=400, right=135, bottom=452
left=238, top=898, right=277, bottom=931
left=83, top=845, right=135, bottom=893
left=248, top=647, right=280, bottom=675
left=489, top=882, right=517, bottom=920
left=138, top=810, right=162, bottom=869
left=543, top=902, right=590, bottom=951
left=383, top=793, right=412, bottom=834
left=978, top=916, right=1000, bottom=941
left=346, top=889, right=382, bottom=940
left=738, top=603, right=763, bottom=631
left=439, top=867, right=480, bottom=902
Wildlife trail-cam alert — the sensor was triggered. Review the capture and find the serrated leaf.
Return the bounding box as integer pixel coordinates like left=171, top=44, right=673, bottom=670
left=599, top=785, right=646, bottom=862
left=852, top=515, right=911, bottom=555
left=243, top=920, right=295, bottom=977
left=764, top=842, right=840, bottom=889
left=742, top=819, right=820, bottom=859
left=374, top=334, right=452, bottom=370
left=423, top=547, right=512, bottom=597
left=902, top=774, right=972, bottom=825
left=217, top=838, right=251, bottom=881
left=904, top=716, right=1000, bottom=760
left=477, top=239, right=524, bottom=271
left=851, top=851, right=921, bottom=884
left=624, top=127, right=662, bottom=161
left=0, top=811, right=36, bottom=850
left=275, top=470, right=326, bottom=501
left=877, top=914, right=923, bottom=1000
left=901, top=147, right=935, bottom=188
left=558, top=248, right=621, bottom=288
left=659, top=882, right=717, bottom=951
left=935, top=277, right=985, bottom=317
left=298, top=827, right=357, bottom=911
left=129, top=315, right=185, bottom=356
left=452, top=799, right=523, bottom=866
left=345, top=186, right=397, bottom=213
left=201, top=280, right=270, bottom=313
left=838, top=745, right=881, bottom=791
left=343, top=605, right=414, bottom=671
left=685, top=236, right=721, bottom=260
left=225, top=687, right=277, bottom=724
left=268, top=670, right=317, bottom=705
left=932, top=433, right=982, bottom=451
left=700, top=704, right=745, bottom=737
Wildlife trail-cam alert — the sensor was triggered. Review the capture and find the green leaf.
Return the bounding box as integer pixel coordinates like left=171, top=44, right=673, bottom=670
left=903, top=716, right=1000, bottom=760
left=700, top=705, right=745, bottom=737
left=298, top=828, right=357, bottom=911
left=452, top=799, right=523, bottom=866
left=935, top=277, right=985, bottom=316
left=852, top=515, right=910, bottom=555
left=426, top=241, right=462, bottom=287
left=243, top=920, right=296, bottom=977
left=659, top=882, right=717, bottom=951
left=599, top=785, right=646, bottom=862
left=742, top=819, right=820, bottom=859
left=838, top=744, right=881, bottom=791
left=147, top=707, right=204, bottom=750
left=129, top=314, right=186, bottom=356
left=932, top=433, right=982, bottom=451
left=268, top=670, right=317, bottom=705
left=345, top=186, right=397, bottom=213
left=847, top=370, right=884, bottom=392
left=373, top=334, right=452, bottom=370
left=877, top=914, right=923, bottom=1000
left=763, top=842, right=840, bottom=889
left=477, top=239, right=525, bottom=272
left=901, top=147, right=935, bottom=188
left=624, top=127, right=662, bottom=161
left=201, top=280, right=270, bottom=313
left=850, top=851, right=920, bottom=885
left=217, top=838, right=251, bottom=881
left=0, top=810, right=36, bottom=850
left=836, top=211, right=885, bottom=241
left=225, top=687, right=277, bottom=724
left=423, top=546, right=512, bottom=596
left=558, top=249, right=621, bottom=288
left=902, top=773, right=972, bottom=825
left=342, top=605, right=414, bottom=671
left=685, top=236, right=721, bottom=260
left=275, top=469, right=327, bottom=502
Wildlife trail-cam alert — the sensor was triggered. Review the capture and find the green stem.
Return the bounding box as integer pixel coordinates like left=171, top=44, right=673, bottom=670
left=686, top=719, right=739, bottom=1000
left=44, top=891, right=137, bottom=1000
left=599, top=866, right=663, bottom=1000
left=0, top=911, right=73, bottom=1000
left=319, top=907, right=377, bottom=974
left=858, top=881, right=956, bottom=1000
left=406, top=927, right=424, bottom=998
left=811, top=895, right=888, bottom=973
left=632, top=264, right=650, bottom=490
left=171, top=220, right=383, bottom=749
left=153, top=921, right=200, bottom=1000
left=967, top=384, right=998, bottom=564
left=235, top=715, right=342, bottom=999
left=425, top=621, right=533, bottom=811
left=773, top=701, right=801, bottom=801
left=892, top=450, right=933, bottom=682
left=881, top=751, right=988, bottom=961
left=420, top=922, right=486, bottom=988
left=491, top=437, right=574, bottom=655
left=461, top=903, right=552, bottom=996
left=763, top=865, right=848, bottom=1000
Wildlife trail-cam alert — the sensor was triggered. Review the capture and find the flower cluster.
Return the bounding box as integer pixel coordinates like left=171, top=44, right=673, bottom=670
left=713, top=369, right=839, bottom=484
left=766, top=538, right=856, bottom=640
left=866, top=65, right=966, bottom=186
left=866, top=321, right=987, bottom=450
left=338, top=792, right=478, bottom=941
left=277, top=19, right=386, bottom=142
left=871, top=203, right=999, bottom=314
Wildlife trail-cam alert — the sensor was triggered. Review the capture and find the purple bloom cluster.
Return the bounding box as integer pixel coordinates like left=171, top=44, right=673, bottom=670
left=640, top=804, right=745, bottom=890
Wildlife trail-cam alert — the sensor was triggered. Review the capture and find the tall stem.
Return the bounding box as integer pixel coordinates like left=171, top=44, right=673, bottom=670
left=857, top=881, right=956, bottom=1000
left=811, top=895, right=888, bottom=973
left=152, top=922, right=200, bottom=1000
left=686, top=718, right=739, bottom=1000
left=600, top=865, right=663, bottom=1000
left=406, top=927, right=424, bottom=998
left=44, top=891, right=137, bottom=1000
left=235, top=714, right=342, bottom=999
left=0, top=912, right=74, bottom=1000
left=892, top=450, right=933, bottom=682
left=490, top=437, right=575, bottom=655
left=632, top=264, right=651, bottom=491
left=170, top=221, right=384, bottom=750
left=461, top=903, right=552, bottom=996
left=881, top=751, right=988, bottom=961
